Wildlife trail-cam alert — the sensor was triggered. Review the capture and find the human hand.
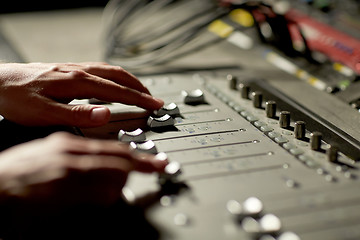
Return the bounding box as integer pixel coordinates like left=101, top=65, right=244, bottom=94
left=0, top=62, right=164, bottom=127
left=0, top=132, right=168, bottom=208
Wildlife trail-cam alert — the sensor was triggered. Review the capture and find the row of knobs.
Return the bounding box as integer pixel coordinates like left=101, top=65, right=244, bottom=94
left=228, top=75, right=338, bottom=162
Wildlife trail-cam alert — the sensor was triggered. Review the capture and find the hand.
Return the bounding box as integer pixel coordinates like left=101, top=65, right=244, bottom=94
left=0, top=62, right=164, bottom=127
left=0, top=132, right=168, bottom=207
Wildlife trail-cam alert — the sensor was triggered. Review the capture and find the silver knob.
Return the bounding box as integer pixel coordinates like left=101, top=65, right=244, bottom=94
left=294, top=121, right=305, bottom=139
left=279, top=111, right=290, bottom=128
left=147, top=114, right=175, bottom=128
left=130, top=140, right=158, bottom=154
left=265, top=100, right=277, bottom=118
left=154, top=103, right=180, bottom=117
left=182, top=89, right=205, bottom=105
left=118, top=128, right=146, bottom=142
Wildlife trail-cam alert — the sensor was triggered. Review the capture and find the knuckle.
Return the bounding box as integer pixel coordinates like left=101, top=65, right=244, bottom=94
left=69, top=69, right=88, bottom=79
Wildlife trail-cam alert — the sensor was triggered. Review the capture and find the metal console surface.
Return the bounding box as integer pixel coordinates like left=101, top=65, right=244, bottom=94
left=75, top=71, right=360, bottom=240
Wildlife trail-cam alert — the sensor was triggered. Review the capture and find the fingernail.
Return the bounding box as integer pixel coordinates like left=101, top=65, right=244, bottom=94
left=90, top=107, right=108, bottom=122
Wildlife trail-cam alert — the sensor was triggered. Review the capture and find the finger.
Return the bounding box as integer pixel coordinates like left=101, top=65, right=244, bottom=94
left=53, top=134, right=169, bottom=173
left=48, top=103, right=111, bottom=127
left=58, top=62, right=151, bottom=95
left=83, top=63, right=152, bottom=95
left=45, top=70, right=164, bottom=110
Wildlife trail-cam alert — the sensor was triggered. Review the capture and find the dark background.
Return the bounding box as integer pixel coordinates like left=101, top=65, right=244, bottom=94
left=0, top=0, right=109, bottom=13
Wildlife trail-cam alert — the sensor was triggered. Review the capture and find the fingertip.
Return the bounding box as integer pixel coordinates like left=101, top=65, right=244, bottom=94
left=90, top=107, right=111, bottom=124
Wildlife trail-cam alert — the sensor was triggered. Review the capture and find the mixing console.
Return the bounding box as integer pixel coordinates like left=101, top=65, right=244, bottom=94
left=74, top=71, right=360, bottom=240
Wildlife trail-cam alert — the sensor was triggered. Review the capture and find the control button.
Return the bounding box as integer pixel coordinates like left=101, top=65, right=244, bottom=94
left=130, top=140, right=158, bottom=154
left=289, top=148, right=304, bottom=155
left=227, top=197, right=263, bottom=221
left=268, top=131, right=281, bottom=139
left=239, top=83, right=250, bottom=99
left=174, top=213, right=189, bottom=226
left=327, top=145, right=338, bottom=163
left=243, top=197, right=263, bottom=216
left=294, top=121, right=306, bottom=139
left=182, top=89, right=205, bottom=105
left=147, top=114, right=175, bottom=128
left=258, top=214, right=282, bottom=234
left=242, top=214, right=281, bottom=235
left=283, top=143, right=296, bottom=150
left=275, top=136, right=289, bottom=144
left=252, top=91, right=263, bottom=108
left=279, top=111, right=290, bottom=128
left=227, top=74, right=238, bottom=90
left=277, top=231, right=301, bottom=240
left=118, top=128, right=146, bottom=142
left=310, top=132, right=322, bottom=150
left=265, top=100, right=277, bottom=118
left=260, top=126, right=274, bottom=132
left=154, top=103, right=180, bottom=117
left=254, top=121, right=266, bottom=128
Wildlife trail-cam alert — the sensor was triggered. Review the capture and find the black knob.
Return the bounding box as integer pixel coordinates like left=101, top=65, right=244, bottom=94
left=310, top=132, right=322, bottom=150
left=327, top=145, right=338, bottom=163
left=294, top=121, right=305, bottom=139
left=252, top=91, right=263, bottom=108
left=227, top=74, right=238, bottom=90
left=279, top=111, right=290, bottom=128
left=239, top=83, right=250, bottom=99
left=265, top=100, right=277, bottom=118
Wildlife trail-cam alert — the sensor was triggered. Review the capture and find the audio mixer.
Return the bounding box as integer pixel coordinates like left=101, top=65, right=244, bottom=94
left=73, top=69, right=360, bottom=240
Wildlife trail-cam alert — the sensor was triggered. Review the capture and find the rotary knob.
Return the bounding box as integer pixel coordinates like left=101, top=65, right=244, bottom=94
left=154, top=103, right=180, bottom=117
left=327, top=145, right=338, bottom=163
left=182, top=89, right=205, bottom=105
left=130, top=140, right=158, bottom=154
left=265, top=100, right=277, bottom=118
left=118, top=128, right=146, bottom=142
left=227, top=74, right=238, bottom=90
left=251, top=91, right=263, bottom=108
left=239, top=83, right=250, bottom=99
left=147, top=114, right=175, bottom=129
left=310, top=132, right=322, bottom=150
left=294, top=121, right=306, bottom=139
left=279, top=111, right=290, bottom=129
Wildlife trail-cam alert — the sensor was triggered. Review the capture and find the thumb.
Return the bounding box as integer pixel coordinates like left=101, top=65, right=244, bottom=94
left=53, top=104, right=111, bottom=127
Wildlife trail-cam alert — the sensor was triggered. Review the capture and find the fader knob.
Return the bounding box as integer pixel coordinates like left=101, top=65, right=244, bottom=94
left=239, top=83, right=250, bottom=99
left=252, top=91, right=263, bottom=108
left=147, top=114, right=175, bottom=128
left=182, top=89, right=205, bottom=105
left=310, top=132, right=322, bottom=150
left=154, top=103, right=180, bottom=117
left=265, top=100, right=277, bottom=118
left=118, top=128, right=146, bottom=142
left=159, top=161, right=182, bottom=184
left=279, top=111, right=290, bottom=128
left=130, top=140, right=158, bottom=154
left=294, top=121, right=305, bottom=139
